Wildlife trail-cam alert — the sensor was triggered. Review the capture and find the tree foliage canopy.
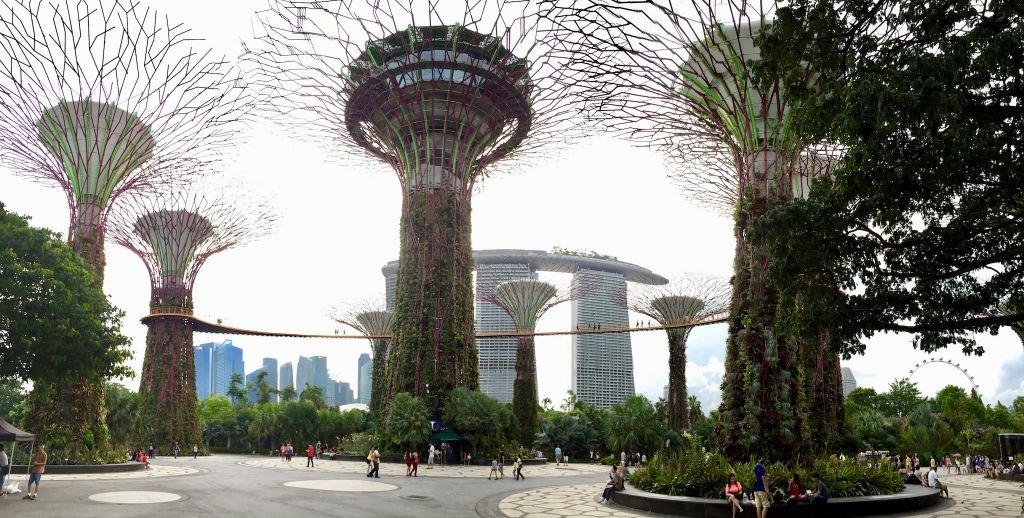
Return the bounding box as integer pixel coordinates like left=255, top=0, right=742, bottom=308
left=754, top=0, right=1024, bottom=355
left=0, top=203, right=132, bottom=381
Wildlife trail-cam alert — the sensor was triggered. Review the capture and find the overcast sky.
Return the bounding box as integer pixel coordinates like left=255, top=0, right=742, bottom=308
left=1, top=0, right=1020, bottom=412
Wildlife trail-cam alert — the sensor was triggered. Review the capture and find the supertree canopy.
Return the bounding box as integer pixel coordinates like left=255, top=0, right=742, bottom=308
left=546, top=0, right=844, bottom=461
left=329, top=300, right=394, bottom=416
left=616, top=275, right=730, bottom=430
left=485, top=280, right=576, bottom=447
left=0, top=0, right=250, bottom=454
left=110, top=189, right=274, bottom=451
left=245, top=0, right=574, bottom=413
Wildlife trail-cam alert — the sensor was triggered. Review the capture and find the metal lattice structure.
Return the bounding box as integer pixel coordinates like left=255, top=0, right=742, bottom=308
left=907, top=358, right=979, bottom=393
left=108, top=187, right=274, bottom=452
left=329, top=299, right=394, bottom=415
left=997, top=300, right=1024, bottom=349
left=546, top=0, right=848, bottom=461
left=244, top=0, right=577, bottom=413
left=615, top=275, right=730, bottom=429
left=0, top=0, right=250, bottom=454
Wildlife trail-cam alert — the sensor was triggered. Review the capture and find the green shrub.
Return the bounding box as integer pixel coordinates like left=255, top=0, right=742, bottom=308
left=630, top=444, right=904, bottom=499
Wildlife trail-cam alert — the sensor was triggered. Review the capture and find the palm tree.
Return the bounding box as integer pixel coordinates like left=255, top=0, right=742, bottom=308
left=385, top=393, right=430, bottom=451
left=279, top=386, right=298, bottom=403
left=227, top=373, right=248, bottom=406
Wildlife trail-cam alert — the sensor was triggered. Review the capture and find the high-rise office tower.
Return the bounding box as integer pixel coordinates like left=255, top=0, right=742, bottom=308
left=296, top=356, right=314, bottom=392
left=263, top=358, right=279, bottom=401
left=212, top=340, right=244, bottom=400
left=357, top=353, right=372, bottom=404
left=194, top=343, right=215, bottom=401
left=245, top=367, right=264, bottom=403
left=476, top=263, right=535, bottom=402
left=383, top=249, right=666, bottom=408
left=336, top=381, right=354, bottom=406
left=571, top=268, right=634, bottom=409
left=279, top=362, right=294, bottom=393
left=312, top=356, right=329, bottom=404
left=841, top=367, right=858, bottom=396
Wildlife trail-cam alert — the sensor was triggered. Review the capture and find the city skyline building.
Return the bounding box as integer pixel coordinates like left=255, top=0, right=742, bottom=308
left=296, top=356, right=314, bottom=392
left=280, top=362, right=294, bottom=394
left=383, top=249, right=666, bottom=408
left=213, top=340, right=245, bottom=403
left=357, top=353, right=372, bottom=405
left=842, top=367, right=858, bottom=396
left=263, top=357, right=279, bottom=402
left=312, top=356, right=330, bottom=404
left=194, top=343, right=215, bottom=401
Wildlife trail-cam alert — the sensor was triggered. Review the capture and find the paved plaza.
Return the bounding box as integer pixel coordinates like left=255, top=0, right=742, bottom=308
left=0, top=455, right=1020, bottom=517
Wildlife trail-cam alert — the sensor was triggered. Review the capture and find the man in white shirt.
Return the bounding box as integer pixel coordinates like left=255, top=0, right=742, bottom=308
left=0, top=444, right=8, bottom=495
left=928, top=468, right=949, bottom=498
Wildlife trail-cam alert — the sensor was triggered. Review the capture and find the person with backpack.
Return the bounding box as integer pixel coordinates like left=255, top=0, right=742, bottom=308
left=366, top=448, right=380, bottom=478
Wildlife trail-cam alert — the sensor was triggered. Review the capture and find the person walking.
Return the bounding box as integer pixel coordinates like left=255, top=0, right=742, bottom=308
left=554, top=446, right=562, bottom=466
left=411, top=450, right=419, bottom=477
left=306, top=444, right=315, bottom=468
left=24, top=444, right=47, bottom=500
left=513, top=457, right=525, bottom=481
left=192, top=444, right=198, bottom=459
left=367, top=448, right=380, bottom=478
left=427, top=444, right=435, bottom=469
left=488, top=458, right=499, bottom=480
left=148, top=444, right=155, bottom=459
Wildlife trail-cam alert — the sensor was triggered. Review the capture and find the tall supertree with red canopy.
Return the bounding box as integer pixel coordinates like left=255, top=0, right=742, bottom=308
left=329, top=299, right=393, bottom=416
left=614, top=275, right=730, bottom=430
left=0, top=0, right=249, bottom=454
left=546, top=0, right=844, bottom=460
left=109, top=188, right=274, bottom=451
left=244, top=0, right=575, bottom=413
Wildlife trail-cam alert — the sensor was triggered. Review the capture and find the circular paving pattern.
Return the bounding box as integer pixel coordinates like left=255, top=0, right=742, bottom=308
left=283, top=479, right=398, bottom=492
left=88, top=491, right=183, bottom=504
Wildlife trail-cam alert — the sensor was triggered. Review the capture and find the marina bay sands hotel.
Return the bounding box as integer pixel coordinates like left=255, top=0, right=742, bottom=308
left=382, top=249, right=667, bottom=409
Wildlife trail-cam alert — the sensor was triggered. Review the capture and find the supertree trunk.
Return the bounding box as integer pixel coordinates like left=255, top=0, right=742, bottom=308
left=387, top=189, right=477, bottom=414
left=136, top=286, right=202, bottom=452
left=369, top=337, right=389, bottom=416
left=717, top=187, right=804, bottom=462
left=513, top=335, right=539, bottom=447
left=666, top=328, right=690, bottom=430
left=799, top=330, right=845, bottom=454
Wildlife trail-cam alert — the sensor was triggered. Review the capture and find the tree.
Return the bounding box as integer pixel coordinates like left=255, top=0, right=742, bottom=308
left=879, top=379, right=924, bottom=417
left=846, top=388, right=882, bottom=413
left=385, top=393, right=430, bottom=450
left=442, top=388, right=511, bottom=452
left=199, top=396, right=236, bottom=447
left=255, top=371, right=276, bottom=405
left=754, top=0, right=1024, bottom=356
left=0, top=204, right=132, bottom=383
left=605, top=395, right=664, bottom=455
left=104, top=383, right=140, bottom=445
left=227, top=373, right=248, bottom=406
left=279, top=386, right=298, bottom=403
left=687, top=396, right=706, bottom=427
left=0, top=378, right=26, bottom=426
left=299, top=384, right=326, bottom=410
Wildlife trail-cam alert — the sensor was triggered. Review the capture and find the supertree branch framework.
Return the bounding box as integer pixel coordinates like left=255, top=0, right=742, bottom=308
left=614, top=275, right=729, bottom=430
left=0, top=0, right=250, bottom=455
left=483, top=279, right=581, bottom=446
left=329, top=299, right=394, bottom=416
left=546, top=0, right=844, bottom=461
left=245, top=0, right=577, bottom=413
left=997, top=300, right=1024, bottom=350
left=108, top=189, right=274, bottom=452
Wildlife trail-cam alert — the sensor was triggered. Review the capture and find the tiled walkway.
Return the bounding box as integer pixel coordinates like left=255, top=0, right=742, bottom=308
left=2, top=463, right=199, bottom=481
left=497, top=471, right=1024, bottom=518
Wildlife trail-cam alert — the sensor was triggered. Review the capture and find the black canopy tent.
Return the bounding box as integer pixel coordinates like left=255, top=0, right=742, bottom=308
left=0, top=418, right=36, bottom=488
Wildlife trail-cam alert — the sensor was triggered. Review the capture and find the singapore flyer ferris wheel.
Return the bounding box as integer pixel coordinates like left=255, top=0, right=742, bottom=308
left=907, top=357, right=979, bottom=393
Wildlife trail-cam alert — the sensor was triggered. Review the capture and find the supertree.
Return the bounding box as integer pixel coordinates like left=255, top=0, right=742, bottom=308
left=108, top=188, right=274, bottom=451
left=615, top=275, right=730, bottom=430
left=329, top=300, right=394, bottom=416
left=545, top=0, right=845, bottom=461
left=244, top=0, right=575, bottom=413
left=484, top=279, right=578, bottom=446
left=0, top=0, right=249, bottom=452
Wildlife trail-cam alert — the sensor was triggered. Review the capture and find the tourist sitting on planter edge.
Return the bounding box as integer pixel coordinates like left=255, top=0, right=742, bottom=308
left=599, top=464, right=624, bottom=504
left=928, top=467, right=950, bottom=498
left=810, top=473, right=828, bottom=504
left=725, top=472, right=743, bottom=517
left=786, top=473, right=808, bottom=505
